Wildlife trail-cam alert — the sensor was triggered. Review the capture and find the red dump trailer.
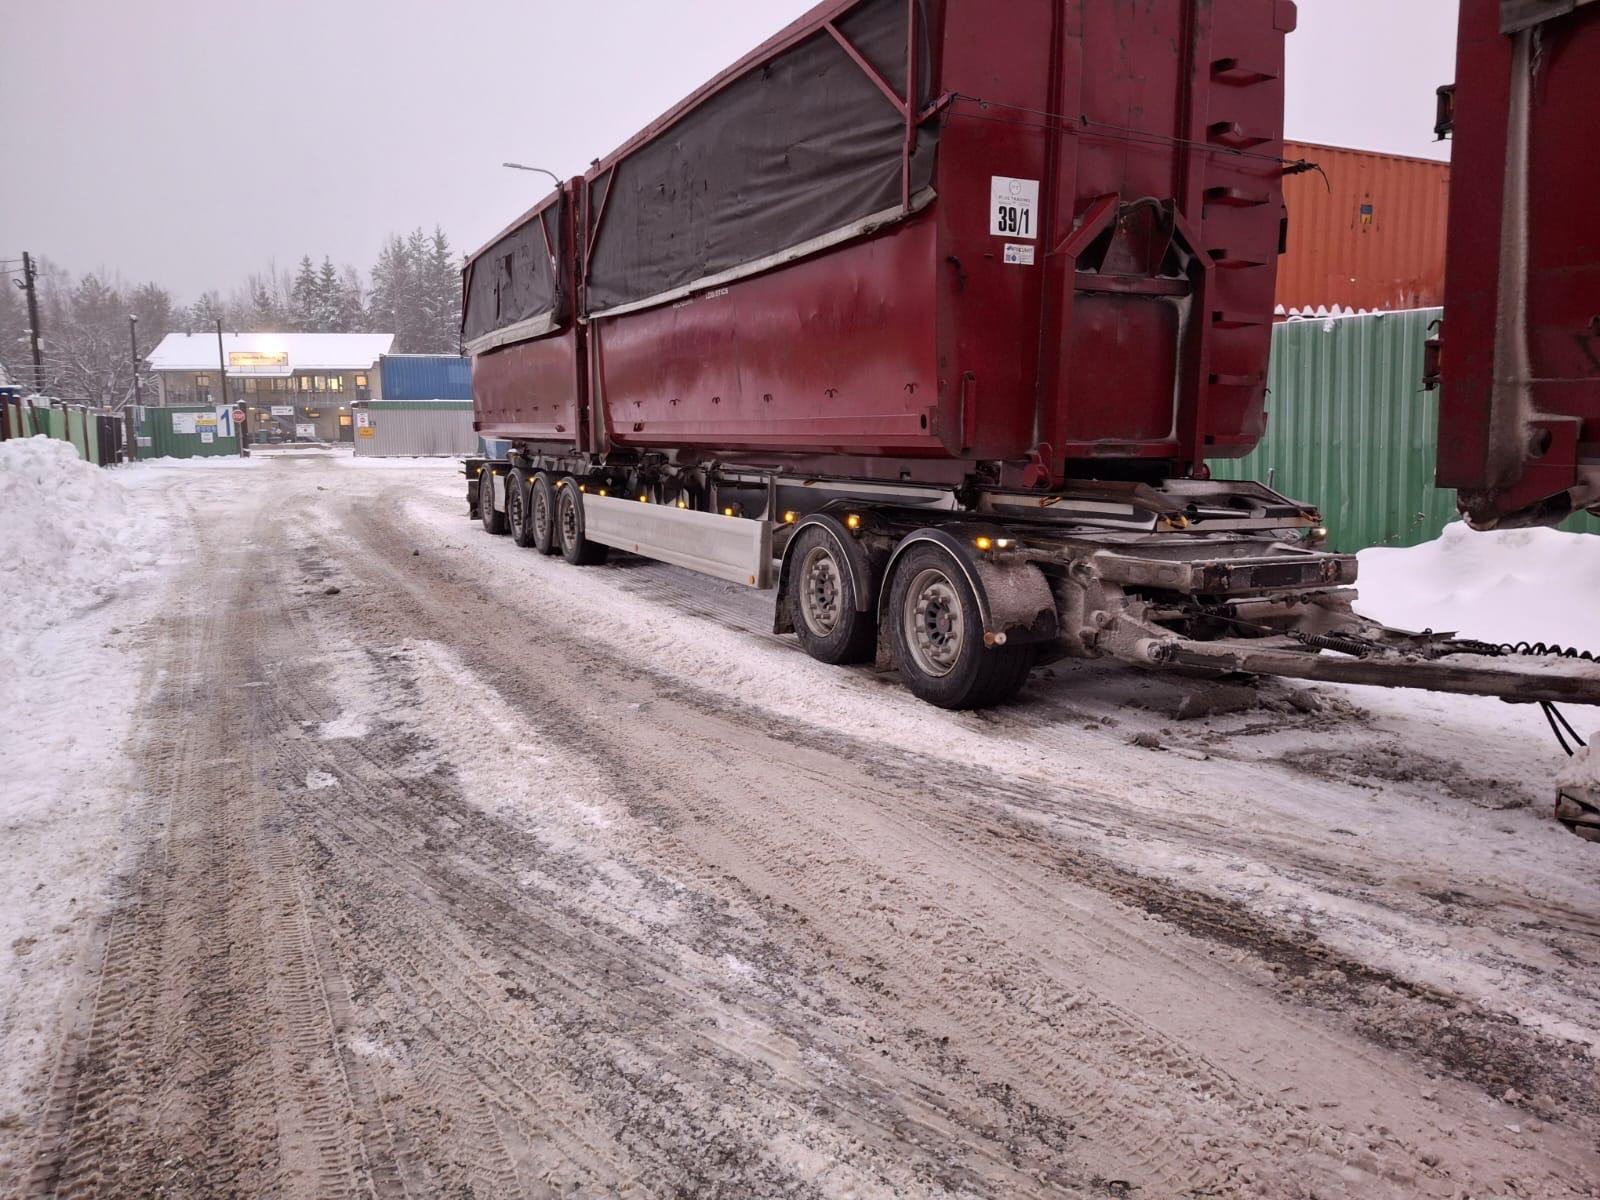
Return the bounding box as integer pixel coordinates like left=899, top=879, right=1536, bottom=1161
left=1435, top=0, right=1600, bottom=529
left=463, top=0, right=1600, bottom=778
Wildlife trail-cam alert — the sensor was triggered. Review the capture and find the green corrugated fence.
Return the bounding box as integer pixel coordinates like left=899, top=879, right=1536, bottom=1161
left=134, top=406, right=240, bottom=458
left=1, top=397, right=126, bottom=466
left=1210, top=308, right=1600, bottom=552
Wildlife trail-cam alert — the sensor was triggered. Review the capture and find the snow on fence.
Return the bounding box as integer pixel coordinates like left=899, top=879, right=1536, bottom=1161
left=0, top=395, right=128, bottom=467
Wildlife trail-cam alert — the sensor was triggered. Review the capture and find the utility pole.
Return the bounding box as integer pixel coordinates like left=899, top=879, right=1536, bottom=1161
left=128, top=315, right=142, bottom=407
left=126, top=314, right=141, bottom=462
left=20, top=251, right=43, bottom=394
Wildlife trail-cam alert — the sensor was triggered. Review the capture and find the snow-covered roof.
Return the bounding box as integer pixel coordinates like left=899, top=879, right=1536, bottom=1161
left=146, top=332, right=395, bottom=375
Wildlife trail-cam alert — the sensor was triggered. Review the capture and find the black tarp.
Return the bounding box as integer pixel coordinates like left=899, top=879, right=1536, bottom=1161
left=585, top=0, right=937, bottom=313
left=462, top=196, right=565, bottom=347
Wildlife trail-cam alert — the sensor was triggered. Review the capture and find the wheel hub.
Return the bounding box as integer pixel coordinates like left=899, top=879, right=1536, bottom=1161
left=799, top=547, right=842, bottom=636
left=904, top=569, right=963, bottom=677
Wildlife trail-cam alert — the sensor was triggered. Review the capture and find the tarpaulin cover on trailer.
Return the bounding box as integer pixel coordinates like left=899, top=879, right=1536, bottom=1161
left=462, top=196, right=565, bottom=348
left=585, top=0, right=937, bottom=314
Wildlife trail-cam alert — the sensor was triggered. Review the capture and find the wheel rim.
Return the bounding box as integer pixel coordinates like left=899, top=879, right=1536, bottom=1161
left=507, top=482, right=523, bottom=533
left=481, top=471, right=495, bottom=524
left=798, top=545, right=844, bottom=637
left=902, top=567, right=964, bottom=677
left=559, top=491, right=579, bottom=549
left=533, top=489, right=550, bottom=541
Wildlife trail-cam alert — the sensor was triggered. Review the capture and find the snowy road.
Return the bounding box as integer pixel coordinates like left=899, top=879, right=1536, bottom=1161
left=5, top=449, right=1600, bottom=1198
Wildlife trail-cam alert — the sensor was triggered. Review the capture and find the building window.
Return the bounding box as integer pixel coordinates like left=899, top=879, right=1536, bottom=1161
left=272, top=378, right=290, bottom=392
left=355, top=374, right=367, bottom=388
left=299, top=376, right=312, bottom=392
left=243, top=378, right=257, bottom=393
left=328, top=375, right=343, bottom=392
left=196, top=374, right=210, bottom=385
left=313, top=374, right=327, bottom=392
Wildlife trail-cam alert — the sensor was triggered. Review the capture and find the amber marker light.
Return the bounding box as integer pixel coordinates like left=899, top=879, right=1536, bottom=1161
left=783, top=510, right=798, bottom=524
left=845, top=514, right=861, bottom=530
left=975, top=536, right=993, bottom=552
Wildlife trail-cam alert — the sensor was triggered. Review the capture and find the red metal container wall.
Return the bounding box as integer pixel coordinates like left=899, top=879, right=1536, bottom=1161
left=471, top=186, right=587, bottom=446
left=1276, top=141, right=1450, bottom=313
left=1437, top=0, right=1600, bottom=524
left=477, top=0, right=1297, bottom=484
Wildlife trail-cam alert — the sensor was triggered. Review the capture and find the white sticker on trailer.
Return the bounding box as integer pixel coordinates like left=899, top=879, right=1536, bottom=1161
left=1002, top=243, right=1036, bottom=266
left=990, top=176, right=1039, bottom=239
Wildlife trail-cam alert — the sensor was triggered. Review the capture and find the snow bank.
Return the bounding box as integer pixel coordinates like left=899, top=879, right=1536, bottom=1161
left=1356, top=522, right=1600, bottom=650
left=0, top=437, right=159, bottom=637
left=1357, top=522, right=1600, bottom=752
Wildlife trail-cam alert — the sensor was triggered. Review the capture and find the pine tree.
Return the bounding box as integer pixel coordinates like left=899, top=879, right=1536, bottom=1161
left=189, top=290, right=224, bottom=330
left=421, top=227, right=463, bottom=353
left=289, top=255, right=318, bottom=331
left=306, top=258, right=338, bottom=332
left=336, top=265, right=367, bottom=331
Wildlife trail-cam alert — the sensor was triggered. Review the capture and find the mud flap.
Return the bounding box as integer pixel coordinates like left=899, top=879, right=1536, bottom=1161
left=1555, top=785, right=1600, bottom=843
left=874, top=529, right=1057, bottom=669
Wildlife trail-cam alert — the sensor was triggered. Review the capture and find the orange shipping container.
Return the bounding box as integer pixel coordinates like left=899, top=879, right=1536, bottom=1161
left=1276, top=141, right=1450, bottom=314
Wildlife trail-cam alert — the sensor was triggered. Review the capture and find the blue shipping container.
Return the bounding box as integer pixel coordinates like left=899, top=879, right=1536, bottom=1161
left=376, top=354, right=473, bottom=401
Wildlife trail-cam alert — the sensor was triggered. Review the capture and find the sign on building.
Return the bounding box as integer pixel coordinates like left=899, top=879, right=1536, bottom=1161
left=295, top=422, right=316, bottom=439
left=229, top=350, right=289, bottom=369
left=270, top=404, right=294, bottom=417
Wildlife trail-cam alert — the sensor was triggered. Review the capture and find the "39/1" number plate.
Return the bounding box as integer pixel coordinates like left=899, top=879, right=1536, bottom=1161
left=990, top=176, right=1040, bottom=240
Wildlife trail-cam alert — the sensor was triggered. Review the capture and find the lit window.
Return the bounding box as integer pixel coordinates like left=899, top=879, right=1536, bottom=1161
left=243, top=378, right=257, bottom=393
left=313, top=375, right=326, bottom=392
left=328, top=376, right=343, bottom=392
left=355, top=374, right=367, bottom=388
left=299, top=376, right=311, bottom=392
left=196, top=374, right=210, bottom=385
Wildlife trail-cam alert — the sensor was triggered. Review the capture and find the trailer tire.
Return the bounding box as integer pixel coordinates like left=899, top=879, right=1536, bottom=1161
left=787, top=525, right=876, bottom=664
left=529, top=471, right=558, bottom=555
left=506, top=468, right=536, bottom=547
left=886, top=544, right=1035, bottom=709
left=479, top=466, right=506, bottom=535
left=556, top=477, right=609, bottom=566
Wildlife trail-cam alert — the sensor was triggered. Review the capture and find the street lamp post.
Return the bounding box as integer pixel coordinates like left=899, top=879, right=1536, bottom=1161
left=503, top=162, right=562, bottom=189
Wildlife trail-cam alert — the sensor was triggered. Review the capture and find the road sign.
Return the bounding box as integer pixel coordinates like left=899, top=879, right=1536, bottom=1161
left=232, top=408, right=245, bottom=424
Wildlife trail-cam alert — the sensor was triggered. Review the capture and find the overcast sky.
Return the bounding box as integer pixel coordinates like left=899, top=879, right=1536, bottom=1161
left=1, top=0, right=1457, bottom=301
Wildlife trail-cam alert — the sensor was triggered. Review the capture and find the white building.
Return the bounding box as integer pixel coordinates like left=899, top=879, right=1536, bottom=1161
left=145, top=332, right=395, bottom=442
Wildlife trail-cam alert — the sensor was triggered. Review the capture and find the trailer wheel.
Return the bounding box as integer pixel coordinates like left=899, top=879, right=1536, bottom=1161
left=556, top=477, right=609, bottom=566
left=529, top=471, right=557, bottom=555
left=479, top=466, right=506, bottom=535
left=788, top=525, right=876, bottom=664
left=506, top=468, right=536, bottom=547
left=887, top=545, right=1035, bottom=709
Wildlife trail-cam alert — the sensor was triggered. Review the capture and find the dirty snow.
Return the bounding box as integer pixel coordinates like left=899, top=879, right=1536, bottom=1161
left=0, top=440, right=184, bottom=1131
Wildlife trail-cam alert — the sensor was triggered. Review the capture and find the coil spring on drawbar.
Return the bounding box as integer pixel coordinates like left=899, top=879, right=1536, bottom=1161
left=1500, top=641, right=1598, bottom=662
left=1290, top=631, right=1373, bottom=658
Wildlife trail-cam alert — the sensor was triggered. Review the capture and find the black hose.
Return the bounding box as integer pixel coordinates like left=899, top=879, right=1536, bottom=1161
left=1502, top=641, right=1598, bottom=662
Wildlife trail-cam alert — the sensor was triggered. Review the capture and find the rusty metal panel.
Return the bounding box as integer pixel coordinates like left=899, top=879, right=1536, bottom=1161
left=1211, top=309, right=1600, bottom=552
left=1276, top=141, right=1450, bottom=314
left=1437, top=0, right=1600, bottom=528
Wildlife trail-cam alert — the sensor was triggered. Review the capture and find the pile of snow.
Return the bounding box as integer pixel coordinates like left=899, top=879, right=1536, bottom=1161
left=1356, top=521, right=1600, bottom=650
left=0, top=437, right=159, bottom=637
left=1358, top=521, right=1600, bottom=756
